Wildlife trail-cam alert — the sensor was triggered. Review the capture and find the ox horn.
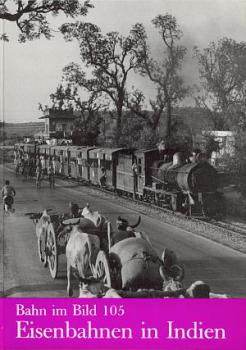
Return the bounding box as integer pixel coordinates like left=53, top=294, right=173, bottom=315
left=25, top=212, right=39, bottom=216
left=25, top=212, right=42, bottom=220
left=130, top=216, right=141, bottom=228
left=159, top=265, right=169, bottom=282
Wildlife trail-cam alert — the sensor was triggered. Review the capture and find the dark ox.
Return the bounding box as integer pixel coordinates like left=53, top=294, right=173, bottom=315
left=111, top=216, right=151, bottom=246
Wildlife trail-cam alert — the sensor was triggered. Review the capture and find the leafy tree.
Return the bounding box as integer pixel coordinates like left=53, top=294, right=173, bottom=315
left=72, top=113, right=102, bottom=146
left=202, top=133, right=220, bottom=158
left=131, top=14, right=188, bottom=145
left=126, top=88, right=166, bottom=132
left=42, top=84, right=104, bottom=146
left=49, top=84, right=74, bottom=111
left=116, top=111, right=144, bottom=148
left=195, top=38, right=246, bottom=182
left=0, top=129, right=6, bottom=143
left=60, top=22, right=142, bottom=145
left=0, top=0, right=92, bottom=42
left=194, top=38, right=246, bottom=130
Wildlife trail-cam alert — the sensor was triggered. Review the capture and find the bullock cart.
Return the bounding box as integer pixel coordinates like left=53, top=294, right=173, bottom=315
left=73, top=210, right=184, bottom=293
left=29, top=207, right=183, bottom=294
left=29, top=208, right=113, bottom=283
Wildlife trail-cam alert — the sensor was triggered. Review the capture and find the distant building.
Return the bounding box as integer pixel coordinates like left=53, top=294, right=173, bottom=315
left=39, top=109, right=77, bottom=139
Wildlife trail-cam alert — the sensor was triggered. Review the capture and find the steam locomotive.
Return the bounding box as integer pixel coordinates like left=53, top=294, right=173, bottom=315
left=14, top=143, right=223, bottom=218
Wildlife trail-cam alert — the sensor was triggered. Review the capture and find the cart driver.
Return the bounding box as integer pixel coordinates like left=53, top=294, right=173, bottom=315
left=68, top=202, right=80, bottom=218
left=57, top=202, right=81, bottom=247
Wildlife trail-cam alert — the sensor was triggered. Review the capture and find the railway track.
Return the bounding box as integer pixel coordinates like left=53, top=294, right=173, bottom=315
left=115, top=192, right=246, bottom=254
left=212, top=220, right=246, bottom=237
left=91, top=182, right=246, bottom=239
left=30, top=171, right=246, bottom=239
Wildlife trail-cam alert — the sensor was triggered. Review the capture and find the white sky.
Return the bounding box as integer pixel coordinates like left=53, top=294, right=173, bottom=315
left=1, top=0, right=246, bottom=123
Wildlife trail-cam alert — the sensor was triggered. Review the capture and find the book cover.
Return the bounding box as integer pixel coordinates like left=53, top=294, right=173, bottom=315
left=0, top=1, right=246, bottom=349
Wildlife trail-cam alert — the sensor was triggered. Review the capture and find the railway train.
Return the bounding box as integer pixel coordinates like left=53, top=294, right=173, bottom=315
left=14, top=142, right=224, bottom=218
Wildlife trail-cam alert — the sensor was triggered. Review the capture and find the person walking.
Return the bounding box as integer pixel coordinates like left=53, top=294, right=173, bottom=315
left=40, top=156, right=46, bottom=177
left=77, top=155, right=83, bottom=179
left=132, top=159, right=138, bottom=198
left=99, top=167, right=106, bottom=187
left=52, top=156, right=56, bottom=175
left=48, top=164, right=55, bottom=188
left=59, top=154, right=64, bottom=177
left=36, top=164, right=42, bottom=188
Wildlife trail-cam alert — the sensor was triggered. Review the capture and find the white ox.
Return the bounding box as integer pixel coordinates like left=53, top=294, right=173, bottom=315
left=66, top=205, right=105, bottom=297
left=66, top=227, right=100, bottom=296
left=34, top=210, right=50, bottom=264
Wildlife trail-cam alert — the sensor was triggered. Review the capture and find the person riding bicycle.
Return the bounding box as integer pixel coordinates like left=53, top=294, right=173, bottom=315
left=1, top=180, right=16, bottom=210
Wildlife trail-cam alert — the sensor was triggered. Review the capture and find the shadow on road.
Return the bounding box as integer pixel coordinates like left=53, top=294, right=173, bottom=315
left=3, top=283, right=67, bottom=298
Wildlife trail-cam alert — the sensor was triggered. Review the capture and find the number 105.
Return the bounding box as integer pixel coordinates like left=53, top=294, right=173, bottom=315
left=103, top=305, right=125, bottom=316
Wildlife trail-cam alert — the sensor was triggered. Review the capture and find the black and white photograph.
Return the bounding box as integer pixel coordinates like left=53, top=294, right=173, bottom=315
left=1, top=0, right=246, bottom=300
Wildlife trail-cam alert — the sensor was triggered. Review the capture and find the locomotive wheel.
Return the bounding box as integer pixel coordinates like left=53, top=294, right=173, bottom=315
left=46, top=224, right=58, bottom=279
left=94, top=251, right=112, bottom=288
left=171, top=196, right=177, bottom=212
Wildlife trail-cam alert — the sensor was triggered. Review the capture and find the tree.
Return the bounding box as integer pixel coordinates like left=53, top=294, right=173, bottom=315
left=60, top=22, right=142, bottom=145
left=0, top=0, right=92, bottom=42
left=0, top=124, right=6, bottom=143
left=43, top=84, right=104, bottom=146
left=124, top=88, right=167, bottom=148
left=194, top=38, right=246, bottom=130
left=195, top=38, right=246, bottom=183
left=115, top=113, right=140, bottom=147
left=126, top=88, right=166, bottom=132
left=202, top=133, right=220, bottom=158
left=131, top=14, right=188, bottom=145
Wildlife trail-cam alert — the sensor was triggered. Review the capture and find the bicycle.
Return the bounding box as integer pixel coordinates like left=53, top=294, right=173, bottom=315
left=3, top=195, right=15, bottom=215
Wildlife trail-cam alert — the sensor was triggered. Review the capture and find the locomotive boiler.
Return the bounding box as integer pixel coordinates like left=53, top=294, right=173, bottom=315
left=148, top=152, right=221, bottom=217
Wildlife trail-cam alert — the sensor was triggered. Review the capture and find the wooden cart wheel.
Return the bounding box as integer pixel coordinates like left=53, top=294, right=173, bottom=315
left=37, top=227, right=47, bottom=267
left=39, top=234, right=48, bottom=267
left=46, top=223, right=58, bottom=279
left=95, top=250, right=112, bottom=288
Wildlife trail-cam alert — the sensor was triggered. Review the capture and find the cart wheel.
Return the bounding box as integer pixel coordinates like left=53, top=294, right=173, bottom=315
left=37, top=228, right=47, bottom=267
left=95, top=251, right=111, bottom=288
left=46, top=224, right=58, bottom=279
